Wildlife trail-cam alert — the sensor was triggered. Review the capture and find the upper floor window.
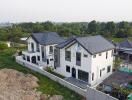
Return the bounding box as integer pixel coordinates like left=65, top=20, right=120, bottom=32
left=92, top=73, right=94, bottom=81
left=36, top=44, right=40, bottom=52
left=106, top=52, right=108, bottom=59
left=31, top=42, right=34, bottom=52
left=99, top=53, right=102, bottom=56
left=84, top=54, right=88, bottom=58
left=93, top=55, right=96, bottom=58
left=111, top=50, right=113, bottom=57
left=65, top=51, right=71, bottom=61
left=49, top=46, right=53, bottom=54
left=76, top=52, right=81, bottom=66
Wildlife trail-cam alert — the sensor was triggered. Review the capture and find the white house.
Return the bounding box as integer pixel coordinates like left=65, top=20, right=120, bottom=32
left=21, top=32, right=65, bottom=67
left=54, top=35, right=115, bottom=86
left=17, top=32, right=115, bottom=87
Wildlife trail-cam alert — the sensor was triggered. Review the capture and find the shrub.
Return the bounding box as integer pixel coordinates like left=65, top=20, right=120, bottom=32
left=0, top=42, right=8, bottom=50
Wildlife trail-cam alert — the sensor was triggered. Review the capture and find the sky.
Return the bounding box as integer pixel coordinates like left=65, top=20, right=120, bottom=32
left=0, top=0, right=132, bottom=23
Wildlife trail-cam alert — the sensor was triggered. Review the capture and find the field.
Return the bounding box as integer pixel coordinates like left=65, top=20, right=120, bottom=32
left=0, top=48, right=83, bottom=100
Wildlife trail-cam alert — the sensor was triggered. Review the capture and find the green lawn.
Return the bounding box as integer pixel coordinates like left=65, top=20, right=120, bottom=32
left=0, top=48, right=83, bottom=100
left=110, top=37, right=132, bottom=43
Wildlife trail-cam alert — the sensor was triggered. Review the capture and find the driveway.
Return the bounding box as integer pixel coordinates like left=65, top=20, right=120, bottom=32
left=64, top=77, right=88, bottom=89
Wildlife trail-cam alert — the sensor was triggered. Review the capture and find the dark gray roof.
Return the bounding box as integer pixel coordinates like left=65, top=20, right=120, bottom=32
left=119, top=39, right=132, bottom=48
left=31, top=32, right=65, bottom=45
left=57, top=35, right=115, bottom=54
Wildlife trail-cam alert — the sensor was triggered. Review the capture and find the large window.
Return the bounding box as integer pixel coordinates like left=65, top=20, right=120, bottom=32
left=36, top=44, right=40, bottom=52
left=78, top=70, right=88, bottom=82
left=49, top=46, right=53, bottom=54
left=107, top=66, right=111, bottom=73
left=65, top=51, right=71, bottom=61
left=31, top=42, right=34, bottom=52
left=66, top=65, right=70, bottom=73
left=76, top=52, right=81, bottom=66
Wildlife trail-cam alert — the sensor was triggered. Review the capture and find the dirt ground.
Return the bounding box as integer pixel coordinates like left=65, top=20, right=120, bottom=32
left=0, top=68, right=63, bottom=100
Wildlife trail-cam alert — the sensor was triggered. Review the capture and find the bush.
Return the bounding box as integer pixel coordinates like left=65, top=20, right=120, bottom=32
left=0, top=42, right=8, bottom=50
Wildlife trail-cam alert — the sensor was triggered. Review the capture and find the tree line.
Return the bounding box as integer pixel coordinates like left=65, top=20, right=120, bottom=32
left=0, top=20, right=132, bottom=42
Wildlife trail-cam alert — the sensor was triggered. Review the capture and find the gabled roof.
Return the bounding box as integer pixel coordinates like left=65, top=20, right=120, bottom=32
left=118, top=39, right=132, bottom=48
left=57, top=35, right=115, bottom=54
left=30, top=32, right=65, bottom=45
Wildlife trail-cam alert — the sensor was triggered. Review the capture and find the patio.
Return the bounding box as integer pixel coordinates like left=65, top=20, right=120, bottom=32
left=64, top=77, right=88, bottom=89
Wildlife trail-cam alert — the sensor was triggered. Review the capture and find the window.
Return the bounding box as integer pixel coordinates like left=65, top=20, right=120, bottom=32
left=100, top=70, right=102, bottom=77
left=41, top=46, right=44, bottom=58
left=49, top=46, right=53, bottom=54
left=65, top=51, right=71, bottom=61
left=99, top=53, right=102, bottom=56
left=93, top=55, right=96, bottom=58
left=107, top=66, right=111, bottom=73
left=76, top=52, right=81, bottom=66
left=31, top=42, right=34, bottom=52
left=37, top=56, right=40, bottom=61
left=66, top=65, right=70, bottom=73
left=50, top=59, right=54, bottom=61
left=78, top=70, right=88, bottom=82
left=36, top=44, right=40, bottom=52
left=111, top=50, right=113, bottom=57
left=92, top=73, right=94, bottom=81
left=84, top=54, right=88, bottom=57
left=23, top=55, right=26, bottom=60
left=27, top=56, right=30, bottom=62
left=106, top=52, right=108, bottom=59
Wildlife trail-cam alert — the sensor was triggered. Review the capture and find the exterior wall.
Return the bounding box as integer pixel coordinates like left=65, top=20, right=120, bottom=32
left=55, top=42, right=92, bottom=83
left=27, top=37, right=37, bottom=52
left=23, top=36, right=57, bottom=67
left=55, top=42, right=114, bottom=86
left=90, top=50, right=114, bottom=86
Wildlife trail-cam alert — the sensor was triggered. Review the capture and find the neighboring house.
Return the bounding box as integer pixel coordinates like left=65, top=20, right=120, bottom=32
left=116, top=39, right=132, bottom=60
left=22, top=32, right=65, bottom=67
left=54, top=35, right=115, bottom=86
left=115, top=39, right=132, bottom=69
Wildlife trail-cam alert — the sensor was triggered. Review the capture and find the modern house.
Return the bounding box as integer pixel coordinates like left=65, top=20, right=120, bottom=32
left=17, top=32, right=115, bottom=87
left=22, top=32, right=65, bottom=67
left=115, top=39, right=132, bottom=69
left=54, top=35, right=115, bottom=86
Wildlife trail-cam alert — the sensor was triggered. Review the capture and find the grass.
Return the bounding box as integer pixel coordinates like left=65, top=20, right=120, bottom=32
left=111, top=37, right=132, bottom=43
left=0, top=48, right=83, bottom=100
left=45, top=67, right=65, bottom=79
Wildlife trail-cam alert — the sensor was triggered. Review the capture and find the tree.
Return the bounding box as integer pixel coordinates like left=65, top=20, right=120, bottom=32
left=88, top=20, right=100, bottom=34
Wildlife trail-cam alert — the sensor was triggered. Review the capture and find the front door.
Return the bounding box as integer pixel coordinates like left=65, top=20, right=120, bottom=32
left=72, top=68, right=76, bottom=78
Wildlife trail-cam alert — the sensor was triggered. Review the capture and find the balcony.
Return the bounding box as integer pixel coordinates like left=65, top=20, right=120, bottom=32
left=22, top=50, right=39, bottom=56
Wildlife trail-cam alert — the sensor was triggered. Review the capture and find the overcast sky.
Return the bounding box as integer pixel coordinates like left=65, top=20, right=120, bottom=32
left=0, top=0, right=132, bottom=23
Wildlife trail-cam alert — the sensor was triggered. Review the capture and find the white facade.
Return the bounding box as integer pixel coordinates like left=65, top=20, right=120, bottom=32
left=22, top=37, right=56, bottom=68
left=55, top=42, right=114, bottom=86
left=18, top=35, right=114, bottom=87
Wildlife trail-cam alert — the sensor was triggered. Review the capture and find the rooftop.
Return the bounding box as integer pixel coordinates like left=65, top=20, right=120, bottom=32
left=31, top=32, right=65, bottom=45
left=57, top=35, right=115, bottom=54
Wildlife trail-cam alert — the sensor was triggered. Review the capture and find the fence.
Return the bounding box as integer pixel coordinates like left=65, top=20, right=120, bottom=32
left=16, top=56, right=118, bottom=100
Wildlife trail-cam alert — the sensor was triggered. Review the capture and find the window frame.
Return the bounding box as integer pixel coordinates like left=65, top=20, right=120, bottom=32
left=65, top=51, right=71, bottom=61
left=66, top=65, right=70, bottom=73
left=49, top=46, right=53, bottom=54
